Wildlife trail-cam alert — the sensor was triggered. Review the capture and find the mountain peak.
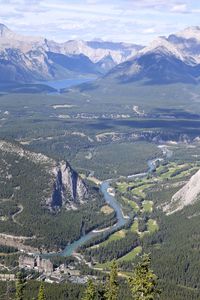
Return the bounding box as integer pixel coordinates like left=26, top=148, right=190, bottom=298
left=185, top=26, right=200, bottom=31
left=139, top=37, right=184, bottom=61
left=174, top=26, right=200, bottom=41
left=0, top=23, right=8, bottom=29
left=0, top=23, right=12, bottom=37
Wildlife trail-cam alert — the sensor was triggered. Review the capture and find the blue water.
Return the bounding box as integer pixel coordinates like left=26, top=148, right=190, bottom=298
left=60, top=181, right=127, bottom=256
left=60, top=159, right=158, bottom=256
left=52, top=153, right=171, bottom=257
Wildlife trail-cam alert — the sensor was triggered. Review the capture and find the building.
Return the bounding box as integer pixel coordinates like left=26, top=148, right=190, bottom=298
left=19, top=255, right=36, bottom=269
left=0, top=274, right=15, bottom=281
left=19, top=255, right=53, bottom=275
left=36, top=256, right=53, bottom=275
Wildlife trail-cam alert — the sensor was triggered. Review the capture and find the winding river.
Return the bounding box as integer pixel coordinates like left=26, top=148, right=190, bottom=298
left=61, top=181, right=127, bottom=256
left=60, top=146, right=172, bottom=257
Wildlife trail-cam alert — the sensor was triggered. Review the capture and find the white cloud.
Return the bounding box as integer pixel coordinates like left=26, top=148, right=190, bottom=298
left=171, top=4, right=188, bottom=13
left=0, top=0, right=199, bottom=44
left=142, top=27, right=157, bottom=34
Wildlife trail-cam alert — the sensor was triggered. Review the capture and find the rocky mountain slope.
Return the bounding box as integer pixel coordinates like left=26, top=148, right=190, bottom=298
left=163, top=168, right=200, bottom=214
left=105, top=26, right=200, bottom=84
left=0, top=24, right=142, bottom=83
left=50, top=161, right=88, bottom=209
left=4, top=24, right=200, bottom=85
left=168, top=26, right=200, bottom=64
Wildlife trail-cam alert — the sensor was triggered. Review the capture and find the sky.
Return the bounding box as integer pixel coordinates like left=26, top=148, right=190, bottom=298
left=1, top=0, right=200, bottom=45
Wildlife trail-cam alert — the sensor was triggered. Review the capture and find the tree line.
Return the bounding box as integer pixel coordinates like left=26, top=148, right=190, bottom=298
left=82, top=254, right=160, bottom=300
left=15, top=254, right=160, bottom=300
left=15, top=272, right=47, bottom=300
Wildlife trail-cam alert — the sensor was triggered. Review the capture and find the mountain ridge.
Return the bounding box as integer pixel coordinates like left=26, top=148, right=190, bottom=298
left=2, top=24, right=200, bottom=85
left=0, top=23, right=143, bottom=84
left=104, top=26, right=200, bottom=84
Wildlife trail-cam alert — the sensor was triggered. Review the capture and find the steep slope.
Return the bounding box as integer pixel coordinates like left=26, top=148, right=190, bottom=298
left=168, top=26, right=200, bottom=63
left=0, top=24, right=59, bottom=83
left=95, top=54, right=116, bottom=72
left=163, top=169, right=200, bottom=214
left=3, top=23, right=200, bottom=85
left=105, top=36, right=200, bottom=84
left=0, top=24, right=144, bottom=84
left=0, top=140, right=112, bottom=250
left=0, top=48, right=54, bottom=83
left=47, top=39, right=143, bottom=65
left=0, top=23, right=46, bottom=52
left=46, top=51, right=101, bottom=75
left=0, top=140, right=88, bottom=209
left=50, top=161, right=88, bottom=209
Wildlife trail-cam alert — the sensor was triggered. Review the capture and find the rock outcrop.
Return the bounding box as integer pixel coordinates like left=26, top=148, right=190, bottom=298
left=163, top=169, right=200, bottom=215
left=0, top=139, right=89, bottom=211
left=50, top=161, right=88, bottom=209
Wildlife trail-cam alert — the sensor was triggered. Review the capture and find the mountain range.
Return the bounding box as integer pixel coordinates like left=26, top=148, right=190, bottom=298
left=2, top=24, right=200, bottom=85
left=0, top=24, right=142, bottom=84
left=106, top=26, right=200, bottom=84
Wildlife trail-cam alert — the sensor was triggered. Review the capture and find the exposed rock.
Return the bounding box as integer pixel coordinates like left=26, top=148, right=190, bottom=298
left=0, top=23, right=143, bottom=83
left=50, top=161, right=88, bottom=209
left=163, top=169, right=200, bottom=214
left=0, top=140, right=88, bottom=210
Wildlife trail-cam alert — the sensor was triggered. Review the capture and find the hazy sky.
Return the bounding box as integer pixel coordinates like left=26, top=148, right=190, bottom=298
left=1, top=0, right=200, bottom=44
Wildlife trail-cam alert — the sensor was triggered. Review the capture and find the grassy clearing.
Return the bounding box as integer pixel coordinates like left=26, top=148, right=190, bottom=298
left=131, top=184, right=151, bottom=198
left=122, top=197, right=139, bottom=212
left=95, top=230, right=126, bottom=248
left=118, top=246, right=142, bottom=262
left=147, top=219, right=159, bottom=234
left=100, top=205, right=114, bottom=215
left=95, top=246, right=142, bottom=268
left=95, top=261, right=112, bottom=270
left=157, top=163, right=196, bottom=180
left=116, top=182, right=129, bottom=193
left=142, top=200, right=153, bottom=213
left=131, top=219, right=139, bottom=233
left=87, top=176, right=102, bottom=185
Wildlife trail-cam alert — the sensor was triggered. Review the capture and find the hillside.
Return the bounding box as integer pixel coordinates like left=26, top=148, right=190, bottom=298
left=163, top=168, right=200, bottom=214
left=0, top=140, right=114, bottom=251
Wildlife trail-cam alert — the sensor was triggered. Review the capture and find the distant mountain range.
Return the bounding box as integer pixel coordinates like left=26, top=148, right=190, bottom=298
left=2, top=24, right=200, bottom=85
left=0, top=24, right=142, bottom=84
left=106, top=26, right=200, bottom=84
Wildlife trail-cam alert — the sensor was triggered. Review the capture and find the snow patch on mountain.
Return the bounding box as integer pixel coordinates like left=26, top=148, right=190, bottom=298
left=138, top=37, right=188, bottom=62
left=175, top=26, right=200, bottom=42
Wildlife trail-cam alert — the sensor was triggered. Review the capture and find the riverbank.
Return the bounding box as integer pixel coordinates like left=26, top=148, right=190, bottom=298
left=60, top=144, right=172, bottom=257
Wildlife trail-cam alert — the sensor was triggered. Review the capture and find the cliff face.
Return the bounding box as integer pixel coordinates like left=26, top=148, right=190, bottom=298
left=51, top=161, right=88, bottom=209
left=163, top=169, right=200, bottom=215
left=0, top=139, right=89, bottom=211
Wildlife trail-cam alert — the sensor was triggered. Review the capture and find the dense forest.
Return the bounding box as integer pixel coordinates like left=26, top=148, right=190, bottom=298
left=0, top=144, right=116, bottom=250
left=1, top=256, right=161, bottom=300
left=1, top=90, right=200, bottom=300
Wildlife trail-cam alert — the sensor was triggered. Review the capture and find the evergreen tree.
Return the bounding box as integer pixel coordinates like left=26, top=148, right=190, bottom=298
left=15, top=272, right=25, bottom=300
left=82, top=279, right=96, bottom=300
left=38, top=283, right=47, bottom=300
left=105, top=260, right=119, bottom=300
left=128, top=254, right=160, bottom=300
left=97, top=283, right=106, bottom=300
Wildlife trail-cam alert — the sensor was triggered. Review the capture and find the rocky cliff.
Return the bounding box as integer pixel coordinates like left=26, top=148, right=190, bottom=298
left=50, top=161, right=88, bottom=209
left=0, top=140, right=89, bottom=211
left=163, top=169, right=200, bottom=215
